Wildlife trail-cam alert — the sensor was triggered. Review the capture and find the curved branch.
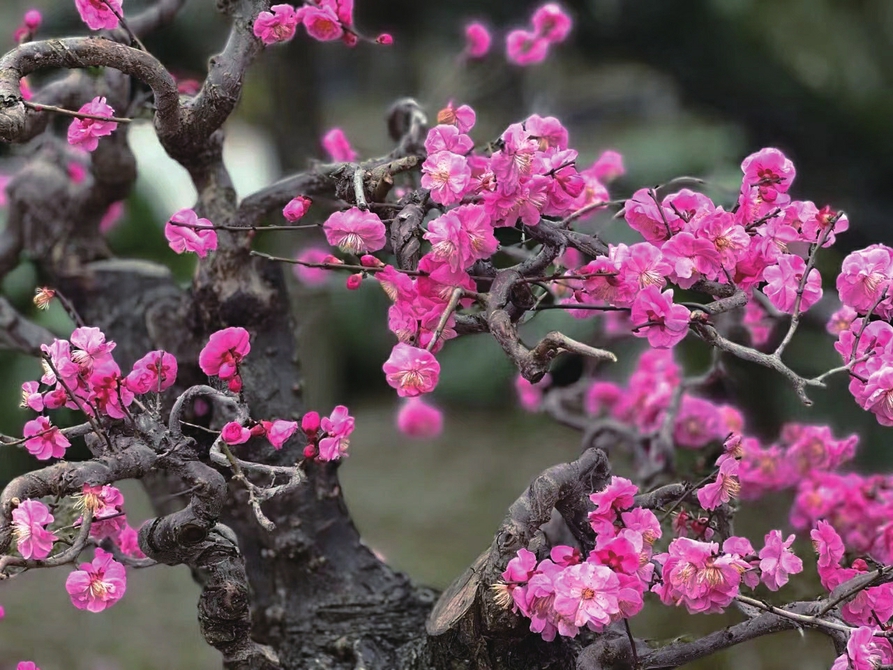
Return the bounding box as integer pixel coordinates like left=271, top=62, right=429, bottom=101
left=0, top=37, right=179, bottom=143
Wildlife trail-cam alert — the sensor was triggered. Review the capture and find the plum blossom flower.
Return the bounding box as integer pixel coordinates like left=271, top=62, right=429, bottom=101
left=283, top=195, right=311, bottom=222
left=23, top=416, right=70, bottom=460
left=262, top=419, right=298, bottom=449
left=75, top=0, right=121, bottom=31
left=590, top=150, right=625, bottom=183
left=65, top=548, right=127, bottom=612
left=20, top=381, right=44, bottom=412
left=323, top=208, right=387, bottom=254
left=552, top=562, right=620, bottom=632
left=515, top=373, right=551, bottom=412
left=322, top=128, right=356, bottom=162
left=164, top=208, right=218, bottom=258
left=811, top=520, right=845, bottom=570
left=464, top=22, right=491, bottom=58
left=67, top=97, right=118, bottom=152
left=296, top=3, right=344, bottom=41
left=697, top=458, right=740, bottom=511
left=221, top=421, right=251, bottom=445
left=506, top=30, right=549, bottom=65
left=758, top=530, right=803, bottom=591
left=836, top=245, right=893, bottom=314
left=437, top=102, right=476, bottom=133
left=421, top=151, right=472, bottom=206
left=741, top=148, right=795, bottom=202
left=318, top=405, right=354, bottom=460
left=396, top=398, right=443, bottom=439
left=653, top=538, right=746, bottom=614
left=383, top=343, right=440, bottom=397
left=78, top=484, right=125, bottom=540
left=531, top=3, right=573, bottom=42
left=125, top=350, right=177, bottom=394
left=253, top=4, right=299, bottom=44
left=630, top=286, right=691, bottom=349
left=762, top=254, right=822, bottom=314
left=198, top=327, right=251, bottom=387
left=293, top=246, right=332, bottom=286
left=12, top=499, right=56, bottom=560
left=831, top=626, right=893, bottom=670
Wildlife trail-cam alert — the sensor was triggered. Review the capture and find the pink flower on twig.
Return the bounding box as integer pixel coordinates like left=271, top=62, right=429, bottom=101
left=65, top=548, right=127, bottom=612
left=67, top=96, right=117, bottom=152
left=12, top=499, right=56, bottom=560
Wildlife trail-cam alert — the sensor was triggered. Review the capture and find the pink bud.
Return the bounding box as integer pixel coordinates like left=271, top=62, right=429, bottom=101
left=301, top=411, right=320, bottom=434
left=303, top=444, right=318, bottom=459
left=375, top=33, right=393, bottom=45
left=283, top=195, right=311, bottom=222
left=24, top=10, right=42, bottom=30
left=227, top=375, right=243, bottom=393
left=323, top=255, right=343, bottom=265
left=346, top=273, right=363, bottom=290
left=249, top=423, right=266, bottom=437
left=221, top=421, right=251, bottom=445
left=360, top=254, right=384, bottom=268
left=342, top=32, right=358, bottom=47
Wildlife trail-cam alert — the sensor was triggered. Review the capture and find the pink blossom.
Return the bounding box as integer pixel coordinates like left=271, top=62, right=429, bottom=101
left=297, top=4, right=344, bottom=41
left=696, top=208, right=750, bottom=268
left=262, top=419, right=298, bottom=449
left=283, top=195, right=311, bottom=222
left=322, top=128, right=356, bottom=162
left=674, top=395, right=723, bottom=448
left=758, top=530, right=803, bottom=591
left=802, top=204, right=849, bottom=247
left=592, top=535, right=639, bottom=575
left=79, top=484, right=125, bottom=540
left=116, top=523, right=146, bottom=558
left=660, top=232, right=722, bottom=288
left=861, top=366, right=893, bottom=426
left=614, top=243, right=672, bottom=304
left=425, top=124, right=474, bottom=155
left=506, top=30, right=550, bottom=66
left=23, top=416, right=70, bottom=460
left=811, top=520, right=845, bottom=569
left=834, top=626, right=893, bottom=670
left=743, top=299, right=773, bottom=346
left=653, top=538, right=745, bottom=614
left=302, top=411, right=320, bottom=434
left=630, top=286, right=690, bottom=349
left=424, top=204, right=497, bottom=272
left=741, top=148, right=796, bottom=202
left=396, top=398, right=443, bottom=439
left=221, top=421, right=251, bottom=445
left=100, top=200, right=125, bottom=234
left=584, top=381, right=622, bottom=416
left=464, top=22, right=491, bottom=58
left=697, top=458, right=740, bottom=511
left=503, top=548, right=538, bottom=583
left=14, top=9, right=42, bottom=42
left=624, top=188, right=681, bottom=244
left=17, top=663, right=39, bottom=670
left=436, top=102, right=476, bottom=134
left=421, top=151, right=472, bottom=206
left=67, top=96, right=118, bottom=152
left=323, top=207, right=386, bottom=254
left=198, top=327, right=250, bottom=383
left=318, top=405, right=354, bottom=460
left=515, top=373, right=552, bottom=412
left=762, top=254, right=822, bottom=314
left=65, top=548, right=127, bottom=612
left=12, top=499, right=56, bottom=560
left=253, top=4, right=299, bottom=45
left=837, top=245, right=893, bottom=314
left=383, top=343, right=440, bottom=397
left=74, top=0, right=121, bottom=31
left=125, top=350, right=177, bottom=394
left=552, top=562, right=620, bottom=632
left=293, top=246, right=331, bottom=287
left=69, top=326, right=116, bottom=375
left=531, top=3, right=572, bottom=42
left=164, top=208, right=218, bottom=258
left=589, top=476, right=637, bottom=532
left=827, top=304, right=858, bottom=336
left=20, top=381, right=44, bottom=412
left=590, top=150, right=625, bottom=183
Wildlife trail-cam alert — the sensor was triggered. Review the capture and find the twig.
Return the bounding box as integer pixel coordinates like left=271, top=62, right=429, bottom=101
left=426, top=288, right=463, bottom=352
left=23, top=100, right=132, bottom=124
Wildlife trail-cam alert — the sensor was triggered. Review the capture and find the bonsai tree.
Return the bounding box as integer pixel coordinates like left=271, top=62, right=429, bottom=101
left=0, top=2, right=890, bottom=669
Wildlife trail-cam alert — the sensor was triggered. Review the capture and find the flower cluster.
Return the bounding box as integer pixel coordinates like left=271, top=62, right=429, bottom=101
left=506, top=3, right=573, bottom=66
left=300, top=406, right=355, bottom=461
left=253, top=0, right=390, bottom=47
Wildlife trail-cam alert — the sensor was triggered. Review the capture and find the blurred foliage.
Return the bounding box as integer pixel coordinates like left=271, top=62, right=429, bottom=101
left=0, top=0, right=891, bottom=668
